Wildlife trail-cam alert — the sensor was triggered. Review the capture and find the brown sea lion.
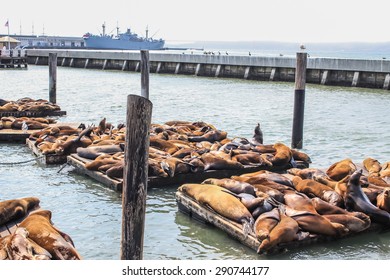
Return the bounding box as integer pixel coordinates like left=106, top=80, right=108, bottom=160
left=148, top=158, right=168, bottom=177
left=283, top=191, right=349, bottom=236
left=201, top=178, right=256, bottom=196
left=291, top=149, right=312, bottom=164
left=85, top=157, right=121, bottom=171
left=376, top=189, right=390, bottom=212
left=326, top=158, right=356, bottom=181
left=149, top=137, right=179, bottom=154
left=252, top=144, right=276, bottom=154
left=232, top=170, right=294, bottom=188
left=236, top=193, right=268, bottom=212
left=76, top=144, right=124, bottom=160
left=105, top=162, right=124, bottom=179
left=323, top=214, right=371, bottom=233
left=257, top=205, right=299, bottom=254
left=187, top=129, right=227, bottom=143
left=254, top=208, right=279, bottom=241
left=19, top=210, right=82, bottom=260
left=292, top=176, right=343, bottom=207
left=345, top=170, right=390, bottom=226
left=380, top=162, right=390, bottom=178
left=268, top=142, right=293, bottom=167
left=0, top=197, right=40, bottom=226
left=363, top=158, right=382, bottom=176
left=252, top=184, right=285, bottom=203
left=55, top=126, right=94, bottom=155
left=179, top=184, right=254, bottom=234
left=200, top=153, right=243, bottom=170
left=287, top=167, right=328, bottom=180
left=232, top=152, right=271, bottom=167
left=160, top=157, right=193, bottom=177
left=3, top=227, right=51, bottom=260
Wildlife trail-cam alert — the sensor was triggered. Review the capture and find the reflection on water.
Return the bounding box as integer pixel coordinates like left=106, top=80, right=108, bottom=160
left=1, top=66, right=390, bottom=259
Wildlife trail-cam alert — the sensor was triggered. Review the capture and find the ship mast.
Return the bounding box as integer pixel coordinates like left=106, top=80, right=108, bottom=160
left=116, top=21, right=119, bottom=36
left=145, top=25, right=149, bottom=40
left=102, top=22, right=106, bottom=36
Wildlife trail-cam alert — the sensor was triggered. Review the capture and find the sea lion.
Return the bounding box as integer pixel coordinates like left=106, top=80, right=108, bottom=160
left=179, top=184, right=254, bottom=234
left=19, top=210, right=82, bottom=260
left=252, top=184, right=285, bottom=203
left=232, top=170, right=294, bottom=188
left=283, top=191, right=349, bottom=236
left=148, top=158, right=169, bottom=177
left=160, top=157, right=193, bottom=177
left=292, top=176, right=343, bottom=207
left=287, top=167, right=328, bottom=180
left=323, top=214, right=371, bottom=233
left=380, top=162, right=390, bottom=178
left=251, top=123, right=263, bottom=145
left=326, top=158, right=357, bottom=181
left=268, top=142, right=294, bottom=167
left=236, top=193, right=268, bottom=212
left=76, top=144, right=124, bottom=160
left=257, top=205, right=299, bottom=254
left=291, top=149, right=312, bottom=164
left=232, top=152, right=271, bottom=167
left=344, top=170, right=390, bottom=226
left=187, top=129, right=227, bottom=143
left=200, top=153, right=243, bottom=170
left=3, top=227, right=51, bottom=260
left=54, top=126, right=94, bottom=155
left=202, top=178, right=256, bottom=196
left=149, top=137, right=179, bottom=154
left=376, top=189, right=390, bottom=212
left=363, top=158, right=382, bottom=176
left=254, top=207, right=279, bottom=241
left=105, top=162, right=124, bottom=179
left=0, top=197, right=40, bottom=226
left=85, top=157, right=121, bottom=171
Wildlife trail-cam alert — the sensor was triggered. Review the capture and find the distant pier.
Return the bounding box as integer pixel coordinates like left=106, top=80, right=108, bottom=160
left=26, top=49, right=390, bottom=90
left=0, top=49, right=28, bottom=69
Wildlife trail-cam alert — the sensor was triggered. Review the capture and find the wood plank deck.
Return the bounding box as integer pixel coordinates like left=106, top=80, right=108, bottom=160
left=67, top=153, right=309, bottom=191
left=26, top=139, right=68, bottom=164
left=0, top=110, right=66, bottom=118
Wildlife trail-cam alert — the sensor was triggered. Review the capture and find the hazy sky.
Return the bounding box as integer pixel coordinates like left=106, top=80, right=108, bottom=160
left=2, top=0, right=390, bottom=43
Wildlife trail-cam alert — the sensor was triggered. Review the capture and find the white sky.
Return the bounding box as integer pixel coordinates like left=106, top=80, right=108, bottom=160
left=2, top=0, right=390, bottom=43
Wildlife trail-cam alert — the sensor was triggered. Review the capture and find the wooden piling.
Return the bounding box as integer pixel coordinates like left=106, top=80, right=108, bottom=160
left=120, top=94, right=152, bottom=260
left=291, top=52, right=307, bottom=149
left=48, top=53, right=57, bottom=104
left=140, top=50, right=150, bottom=99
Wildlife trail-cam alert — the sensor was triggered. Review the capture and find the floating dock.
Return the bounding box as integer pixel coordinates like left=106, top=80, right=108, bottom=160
left=26, top=49, right=390, bottom=90
left=0, top=49, right=28, bottom=69
left=67, top=153, right=308, bottom=191
left=0, top=110, right=66, bottom=118
left=176, top=191, right=383, bottom=255
left=26, top=139, right=69, bottom=164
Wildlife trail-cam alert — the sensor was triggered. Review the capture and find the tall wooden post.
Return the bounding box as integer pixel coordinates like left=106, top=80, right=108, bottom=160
left=291, top=52, right=307, bottom=149
left=140, top=50, right=150, bottom=99
left=49, top=53, right=57, bottom=104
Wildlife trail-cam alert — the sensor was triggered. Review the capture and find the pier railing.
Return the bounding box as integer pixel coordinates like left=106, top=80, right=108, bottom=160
left=25, top=49, right=390, bottom=90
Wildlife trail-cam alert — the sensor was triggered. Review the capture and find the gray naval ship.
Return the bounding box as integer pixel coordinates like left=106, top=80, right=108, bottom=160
left=83, top=23, right=165, bottom=50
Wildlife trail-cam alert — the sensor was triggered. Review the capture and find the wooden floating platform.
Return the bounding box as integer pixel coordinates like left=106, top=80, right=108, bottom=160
left=26, top=139, right=68, bottom=164
left=67, top=153, right=309, bottom=191
left=176, top=191, right=384, bottom=255
left=0, top=110, right=66, bottom=118
left=0, top=206, right=40, bottom=239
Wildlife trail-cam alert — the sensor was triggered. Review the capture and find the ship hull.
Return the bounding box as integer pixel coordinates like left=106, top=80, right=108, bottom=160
left=84, top=36, right=164, bottom=50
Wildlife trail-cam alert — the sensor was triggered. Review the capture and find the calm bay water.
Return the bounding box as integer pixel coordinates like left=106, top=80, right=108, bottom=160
left=1, top=65, right=390, bottom=260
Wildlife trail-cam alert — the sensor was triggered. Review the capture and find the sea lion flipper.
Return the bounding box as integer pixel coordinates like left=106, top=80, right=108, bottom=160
left=0, top=248, right=8, bottom=260
left=28, top=238, right=52, bottom=259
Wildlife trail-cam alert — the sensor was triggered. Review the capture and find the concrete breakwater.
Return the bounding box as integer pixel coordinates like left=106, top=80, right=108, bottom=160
left=26, top=49, right=390, bottom=90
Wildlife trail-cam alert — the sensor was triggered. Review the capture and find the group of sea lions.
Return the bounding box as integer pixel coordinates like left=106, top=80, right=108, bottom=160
left=178, top=157, right=390, bottom=254
left=68, top=120, right=311, bottom=180
left=0, top=116, right=56, bottom=130
left=0, top=197, right=81, bottom=260
left=0, top=97, right=61, bottom=112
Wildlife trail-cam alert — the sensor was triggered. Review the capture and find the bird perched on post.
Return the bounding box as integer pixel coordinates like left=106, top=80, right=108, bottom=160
left=251, top=123, right=263, bottom=145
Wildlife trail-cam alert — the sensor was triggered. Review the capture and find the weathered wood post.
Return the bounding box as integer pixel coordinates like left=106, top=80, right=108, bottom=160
left=48, top=53, right=57, bottom=104
left=140, top=50, right=149, bottom=99
left=121, top=50, right=152, bottom=260
left=291, top=52, right=307, bottom=149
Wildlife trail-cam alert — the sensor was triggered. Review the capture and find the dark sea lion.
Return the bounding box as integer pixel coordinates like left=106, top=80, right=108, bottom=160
left=376, top=189, right=390, bottom=212
left=292, top=176, right=343, bottom=207
left=202, top=178, right=256, bottom=196
left=0, top=197, right=40, bottom=226
left=257, top=205, right=299, bottom=254
left=148, top=158, right=168, bottom=177
left=19, top=210, right=82, bottom=260
left=104, top=162, right=124, bottom=179
left=76, top=144, right=124, bottom=160
left=55, top=126, right=93, bottom=155
left=254, top=208, right=279, bottom=241
left=236, top=193, right=267, bottom=212
left=179, top=184, right=254, bottom=234
left=188, top=130, right=227, bottom=143
left=363, top=158, right=382, bottom=176
left=251, top=123, right=263, bottom=145
left=326, top=158, right=357, bottom=181
left=323, top=214, right=371, bottom=233
left=160, top=157, right=193, bottom=177
left=344, top=170, right=390, bottom=226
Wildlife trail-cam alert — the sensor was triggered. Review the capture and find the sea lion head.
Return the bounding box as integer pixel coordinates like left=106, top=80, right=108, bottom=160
left=323, top=191, right=343, bottom=207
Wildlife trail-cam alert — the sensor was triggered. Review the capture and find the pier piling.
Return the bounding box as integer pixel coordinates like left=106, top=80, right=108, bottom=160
left=140, top=50, right=150, bottom=99
left=291, top=52, right=307, bottom=149
left=48, top=53, right=57, bottom=104
left=121, top=94, right=152, bottom=260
